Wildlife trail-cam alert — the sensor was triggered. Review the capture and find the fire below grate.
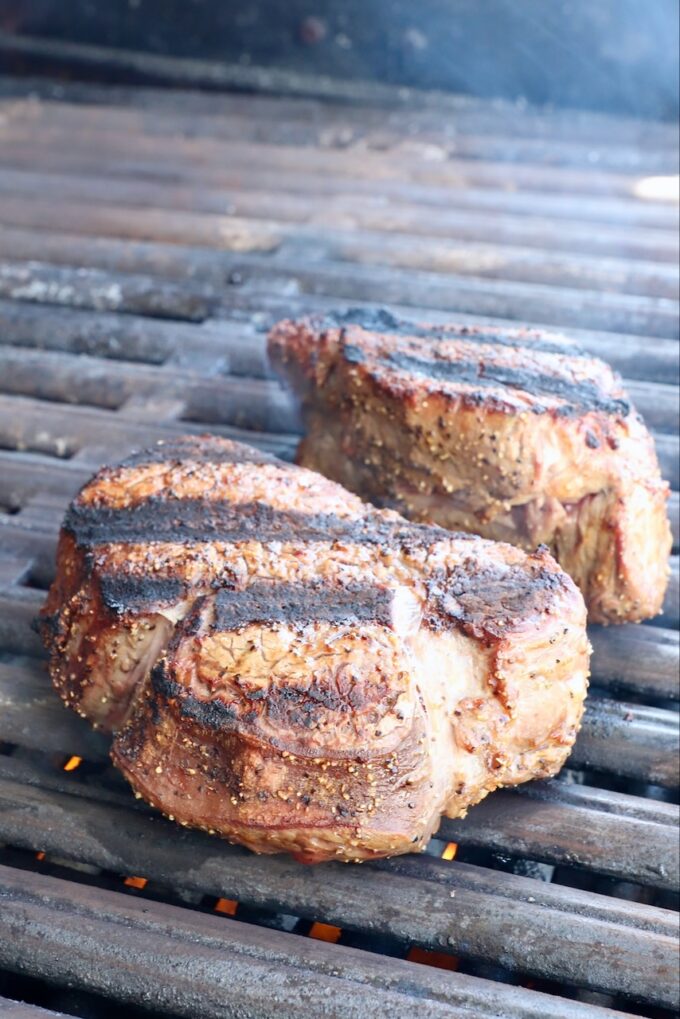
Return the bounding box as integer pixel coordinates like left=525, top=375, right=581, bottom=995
left=0, top=69, right=677, bottom=1019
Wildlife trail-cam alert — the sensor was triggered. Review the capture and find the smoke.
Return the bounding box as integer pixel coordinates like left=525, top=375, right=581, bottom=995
left=7, top=0, right=679, bottom=120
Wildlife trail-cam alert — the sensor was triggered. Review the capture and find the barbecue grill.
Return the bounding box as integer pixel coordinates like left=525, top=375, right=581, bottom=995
left=0, top=45, right=678, bottom=1019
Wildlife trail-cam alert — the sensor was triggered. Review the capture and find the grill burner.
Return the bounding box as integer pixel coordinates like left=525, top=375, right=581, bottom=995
left=0, top=69, right=677, bottom=1019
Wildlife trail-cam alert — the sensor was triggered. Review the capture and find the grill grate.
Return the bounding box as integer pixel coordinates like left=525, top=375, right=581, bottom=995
left=0, top=72, right=677, bottom=1019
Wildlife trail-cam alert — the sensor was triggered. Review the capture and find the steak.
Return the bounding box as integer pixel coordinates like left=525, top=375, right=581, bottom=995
left=268, top=309, right=671, bottom=624
left=41, top=435, right=589, bottom=863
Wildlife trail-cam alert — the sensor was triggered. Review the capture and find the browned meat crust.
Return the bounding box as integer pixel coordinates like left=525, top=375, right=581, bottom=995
left=268, top=310, right=671, bottom=624
left=40, top=435, right=590, bottom=863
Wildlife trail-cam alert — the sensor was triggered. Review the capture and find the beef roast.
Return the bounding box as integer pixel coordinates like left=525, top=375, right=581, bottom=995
left=41, top=435, right=589, bottom=863
left=268, top=310, right=671, bottom=624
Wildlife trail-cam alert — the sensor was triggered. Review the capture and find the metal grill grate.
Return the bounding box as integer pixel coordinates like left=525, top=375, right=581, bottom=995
left=0, top=73, right=677, bottom=1019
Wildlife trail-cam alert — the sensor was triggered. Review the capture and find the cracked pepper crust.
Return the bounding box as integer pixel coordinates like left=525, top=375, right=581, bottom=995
left=41, top=435, right=590, bottom=863
left=268, top=310, right=671, bottom=624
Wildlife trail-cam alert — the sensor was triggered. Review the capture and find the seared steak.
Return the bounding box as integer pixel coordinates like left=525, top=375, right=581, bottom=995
left=41, top=435, right=589, bottom=863
left=269, top=309, right=671, bottom=624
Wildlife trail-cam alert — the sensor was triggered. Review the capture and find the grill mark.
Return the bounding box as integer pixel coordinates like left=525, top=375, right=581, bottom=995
left=425, top=556, right=570, bottom=639
left=149, top=580, right=400, bottom=749
left=99, top=573, right=187, bottom=614
left=34, top=610, right=60, bottom=640
left=64, top=497, right=451, bottom=549
left=117, top=437, right=277, bottom=470
left=144, top=580, right=398, bottom=748
left=383, top=351, right=630, bottom=418
left=213, top=581, right=395, bottom=631
left=150, top=666, right=384, bottom=752
left=152, top=666, right=239, bottom=732
left=146, top=560, right=570, bottom=742
left=318, top=307, right=586, bottom=357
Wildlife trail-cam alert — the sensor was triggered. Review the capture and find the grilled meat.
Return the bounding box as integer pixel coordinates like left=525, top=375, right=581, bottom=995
left=41, top=435, right=589, bottom=863
left=269, top=309, right=671, bottom=624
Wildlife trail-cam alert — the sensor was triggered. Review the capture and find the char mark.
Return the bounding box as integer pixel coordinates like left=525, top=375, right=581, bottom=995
left=426, top=558, right=568, bottom=638
left=150, top=666, right=351, bottom=743
left=320, top=307, right=586, bottom=357
left=152, top=663, right=385, bottom=744
left=383, top=352, right=630, bottom=418
left=152, top=665, right=239, bottom=733
left=34, top=610, right=60, bottom=640
left=99, top=572, right=186, bottom=614
left=151, top=577, right=396, bottom=745
left=64, top=497, right=450, bottom=549
left=213, top=581, right=395, bottom=631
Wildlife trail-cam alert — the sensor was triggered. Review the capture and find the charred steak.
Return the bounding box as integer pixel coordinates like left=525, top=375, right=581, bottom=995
left=41, top=435, right=589, bottom=863
left=269, top=309, right=671, bottom=624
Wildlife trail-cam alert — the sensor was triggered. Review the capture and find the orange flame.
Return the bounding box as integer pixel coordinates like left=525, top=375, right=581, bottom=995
left=441, top=842, right=458, bottom=860
left=309, top=922, right=342, bottom=943
left=63, top=756, right=82, bottom=772
left=214, top=898, right=238, bottom=916
left=35, top=851, right=46, bottom=861
left=124, top=876, right=148, bottom=889
left=407, top=946, right=459, bottom=971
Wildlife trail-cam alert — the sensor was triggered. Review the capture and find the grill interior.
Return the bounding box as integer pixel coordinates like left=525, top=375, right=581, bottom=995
left=0, top=71, right=678, bottom=1019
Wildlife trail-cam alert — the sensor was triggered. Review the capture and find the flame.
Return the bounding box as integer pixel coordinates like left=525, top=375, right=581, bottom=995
left=441, top=842, right=458, bottom=860
left=309, top=922, right=342, bottom=943
left=632, top=175, right=679, bottom=202
left=407, top=947, right=459, bottom=971
left=124, top=876, right=148, bottom=889
left=35, top=851, right=46, bottom=861
left=63, top=755, right=82, bottom=772
left=214, top=898, right=238, bottom=915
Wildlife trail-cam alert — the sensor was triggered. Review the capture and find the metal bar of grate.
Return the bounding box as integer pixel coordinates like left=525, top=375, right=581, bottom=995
left=0, top=864, right=639, bottom=1019
left=0, top=244, right=676, bottom=340
left=0, top=760, right=677, bottom=1008
left=0, top=393, right=299, bottom=462
left=0, top=61, right=676, bottom=150
left=0, top=162, right=676, bottom=240
left=0, top=1000, right=70, bottom=1019
left=1, top=55, right=676, bottom=175
left=0, top=185, right=676, bottom=298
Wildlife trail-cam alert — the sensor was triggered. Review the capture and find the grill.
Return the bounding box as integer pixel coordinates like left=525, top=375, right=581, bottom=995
left=0, top=67, right=678, bottom=1019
